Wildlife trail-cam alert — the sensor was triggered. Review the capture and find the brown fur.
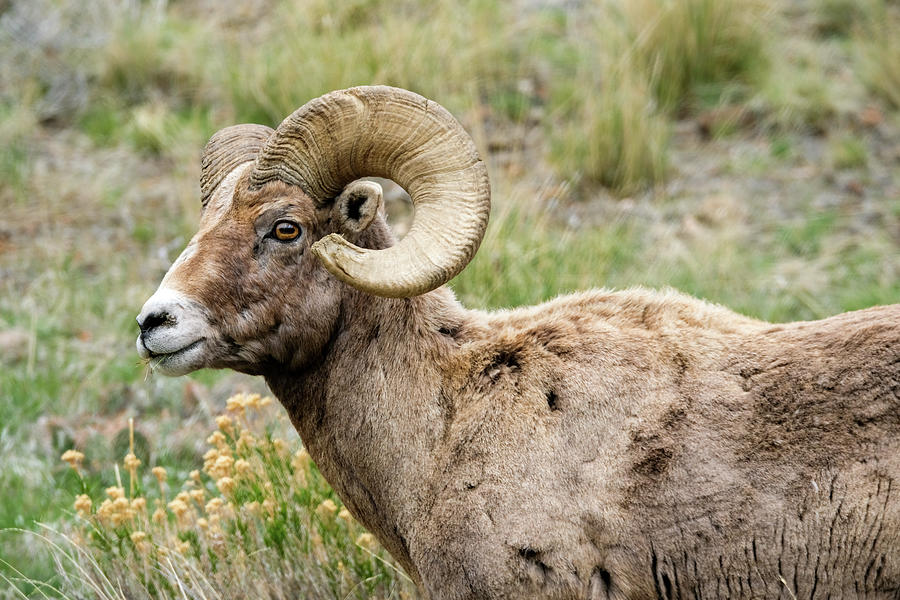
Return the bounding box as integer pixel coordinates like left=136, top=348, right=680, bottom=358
left=157, top=179, right=900, bottom=599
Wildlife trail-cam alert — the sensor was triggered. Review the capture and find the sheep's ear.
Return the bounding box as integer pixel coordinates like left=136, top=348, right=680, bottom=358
left=334, top=181, right=384, bottom=234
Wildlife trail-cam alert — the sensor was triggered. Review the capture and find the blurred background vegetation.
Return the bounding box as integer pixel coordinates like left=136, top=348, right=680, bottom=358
left=0, top=0, right=898, bottom=596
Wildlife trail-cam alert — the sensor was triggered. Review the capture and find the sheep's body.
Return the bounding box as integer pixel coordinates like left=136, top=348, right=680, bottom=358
left=135, top=87, right=900, bottom=599
left=267, top=280, right=900, bottom=599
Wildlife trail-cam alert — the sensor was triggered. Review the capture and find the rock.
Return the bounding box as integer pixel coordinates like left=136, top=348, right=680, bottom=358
left=859, top=106, right=884, bottom=128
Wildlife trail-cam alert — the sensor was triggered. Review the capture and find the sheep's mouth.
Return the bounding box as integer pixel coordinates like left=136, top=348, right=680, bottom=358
left=142, top=338, right=207, bottom=376
left=147, top=338, right=204, bottom=360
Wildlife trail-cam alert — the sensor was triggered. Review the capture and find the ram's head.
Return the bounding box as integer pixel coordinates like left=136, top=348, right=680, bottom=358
left=136, top=86, right=490, bottom=376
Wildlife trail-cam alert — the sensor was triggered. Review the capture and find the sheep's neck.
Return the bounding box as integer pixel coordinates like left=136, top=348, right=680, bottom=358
left=265, top=286, right=463, bottom=584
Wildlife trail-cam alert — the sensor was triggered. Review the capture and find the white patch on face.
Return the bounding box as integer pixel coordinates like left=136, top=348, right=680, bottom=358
left=160, top=242, right=196, bottom=287
left=137, top=163, right=253, bottom=376
left=136, top=287, right=213, bottom=376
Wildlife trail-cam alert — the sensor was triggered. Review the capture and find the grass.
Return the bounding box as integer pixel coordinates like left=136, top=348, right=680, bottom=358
left=829, top=134, right=869, bottom=170
left=0, top=101, right=37, bottom=203
left=219, top=0, right=527, bottom=127
left=543, top=0, right=773, bottom=192
left=855, top=0, right=900, bottom=110
left=96, top=5, right=205, bottom=107
left=813, top=0, right=874, bottom=37
left=453, top=197, right=900, bottom=323
left=623, top=0, right=772, bottom=112
left=756, top=37, right=840, bottom=132
left=0, top=0, right=898, bottom=595
left=0, top=0, right=777, bottom=194
left=24, top=395, right=414, bottom=599
left=548, top=65, right=671, bottom=194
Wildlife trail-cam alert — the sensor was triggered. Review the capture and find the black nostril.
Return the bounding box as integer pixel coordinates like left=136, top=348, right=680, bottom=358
left=139, top=311, right=174, bottom=334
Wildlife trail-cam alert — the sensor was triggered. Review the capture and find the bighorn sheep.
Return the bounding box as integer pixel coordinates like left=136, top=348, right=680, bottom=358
left=137, top=86, right=900, bottom=599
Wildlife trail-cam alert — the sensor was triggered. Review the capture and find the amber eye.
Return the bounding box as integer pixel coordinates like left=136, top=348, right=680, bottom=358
left=273, top=220, right=301, bottom=241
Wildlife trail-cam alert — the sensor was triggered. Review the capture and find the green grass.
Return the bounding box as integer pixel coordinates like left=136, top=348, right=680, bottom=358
left=215, top=0, right=528, bottom=127
left=453, top=205, right=644, bottom=308
left=855, top=0, right=900, bottom=110
left=623, top=0, right=772, bottom=112
left=829, top=134, right=869, bottom=169
left=756, top=38, right=840, bottom=132
left=0, top=89, right=242, bottom=588
left=0, top=244, right=237, bottom=586
left=547, top=64, right=671, bottom=194
left=542, top=0, right=773, bottom=192
left=813, top=0, right=874, bottom=37
left=777, top=210, right=839, bottom=256
left=96, top=9, right=206, bottom=107
left=759, top=0, right=900, bottom=132
left=79, top=103, right=128, bottom=146
left=453, top=201, right=899, bottom=323
left=0, top=102, right=37, bottom=203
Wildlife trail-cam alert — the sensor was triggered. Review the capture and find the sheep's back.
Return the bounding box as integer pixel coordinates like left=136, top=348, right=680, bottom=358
left=625, top=303, right=900, bottom=598
left=434, top=299, right=899, bottom=598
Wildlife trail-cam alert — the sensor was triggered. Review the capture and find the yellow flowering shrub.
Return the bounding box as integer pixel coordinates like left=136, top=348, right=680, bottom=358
left=59, top=393, right=414, bottom=600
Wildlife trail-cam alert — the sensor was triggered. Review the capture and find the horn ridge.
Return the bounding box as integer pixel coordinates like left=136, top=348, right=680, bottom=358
left=200, top=123, right=273, bottom=209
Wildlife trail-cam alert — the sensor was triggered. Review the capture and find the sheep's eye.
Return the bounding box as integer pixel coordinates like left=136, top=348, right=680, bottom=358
left=273, top=220, right=301, bottom=241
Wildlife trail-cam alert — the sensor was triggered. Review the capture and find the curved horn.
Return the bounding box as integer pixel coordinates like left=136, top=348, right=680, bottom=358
left=249, top=86, right=490, bottom=298
left=201, top=124, right=274, bottom=209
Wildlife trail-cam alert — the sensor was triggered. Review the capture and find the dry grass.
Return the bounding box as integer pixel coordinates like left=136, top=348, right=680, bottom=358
left=855, top=0, right=900, bottom=110
left=755, top=37, right=842, bottom=132
left=0, top=0, right=777, bottom=195
left=544, top=0, right=773, bottom=192
left=623, top=0, right=772, bottom=111
left=548, top=59, right=670, bottom=194
left=812, top=0, right=875, bottom=37
left=218, top=0, right=524, bottom=126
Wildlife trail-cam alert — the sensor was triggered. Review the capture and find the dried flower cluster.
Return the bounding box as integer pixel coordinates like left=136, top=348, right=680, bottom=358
left=60, top=393, right=411, bottom=599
